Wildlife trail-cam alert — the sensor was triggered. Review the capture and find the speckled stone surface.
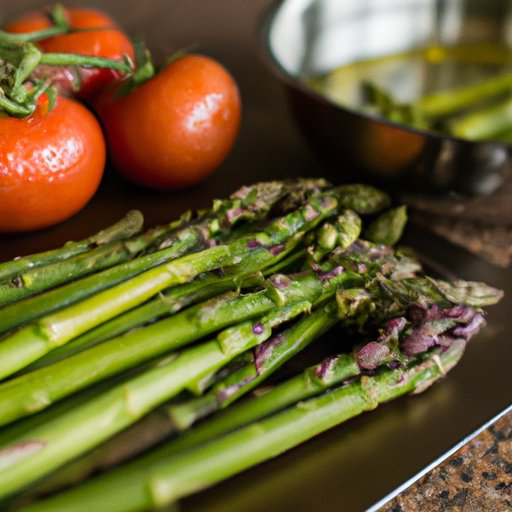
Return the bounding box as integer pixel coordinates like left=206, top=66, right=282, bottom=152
left=380, top=410, right=511, bottom=511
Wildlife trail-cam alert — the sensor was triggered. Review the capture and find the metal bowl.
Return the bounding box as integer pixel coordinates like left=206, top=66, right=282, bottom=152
left=260, top=0, right=512, bottom=195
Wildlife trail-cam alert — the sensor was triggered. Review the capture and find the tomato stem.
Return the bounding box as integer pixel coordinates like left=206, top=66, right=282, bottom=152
left=40, top=53, right=132, bottom=74
left=0, top=94, right=33, bottom=117
left=0, top=33, right=133, bottom=117
left=114, top=37, right=154, bottom=98
left=0, top=26, right=69, bottom=43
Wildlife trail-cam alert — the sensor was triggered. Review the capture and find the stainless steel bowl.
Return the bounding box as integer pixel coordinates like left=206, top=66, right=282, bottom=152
left=260, top=0, right=512, bottom=195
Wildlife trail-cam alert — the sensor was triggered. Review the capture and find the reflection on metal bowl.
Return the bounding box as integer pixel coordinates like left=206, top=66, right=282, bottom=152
left=260, top=0, right=512, bottom=195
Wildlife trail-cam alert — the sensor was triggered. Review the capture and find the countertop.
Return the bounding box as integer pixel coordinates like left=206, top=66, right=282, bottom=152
left=381, top=410, right=511, bottom=511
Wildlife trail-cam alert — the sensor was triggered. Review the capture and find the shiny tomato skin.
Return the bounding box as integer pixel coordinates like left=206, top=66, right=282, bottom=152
left=94, top=54, right=241, bottom=189
left=0, top=96, right=105, bottom=233
left=5, top=8, right=134, bottom=98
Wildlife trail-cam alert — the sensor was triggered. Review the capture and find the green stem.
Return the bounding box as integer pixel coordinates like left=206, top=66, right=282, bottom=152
left=39, top=52, right=132, bottom=74
left=0, top=244, right=233, bottom=381
left=0, top=211, right=144, bottom=307
left=0, top=210, right=144, bottom=282
left=20, top=241, right=305, bottom=374
left=0, top=301, right=312, bottom=499
left=0, top=27, right=70, bottom=44
left=19, top=340, right=466, bottom=512
left=0, top=94, right=33, bottom=116
left=417, top=73, right=512, bottom=119
left=170, top=301, right=339, bottom=429
left=448, top=96, right=512, bottom=140
left=0, top=261, right=355, bottom=427
left=0, top=235, right=199, bottom=335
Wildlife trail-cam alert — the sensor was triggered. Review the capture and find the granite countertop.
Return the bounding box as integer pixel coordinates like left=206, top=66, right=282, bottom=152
left=380, top=410, right=511, bottom=511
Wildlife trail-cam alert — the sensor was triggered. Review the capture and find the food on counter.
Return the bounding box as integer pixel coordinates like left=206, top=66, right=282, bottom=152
left=0, top=4, right=242, bottom=232
left=4, top=4, right=135, bottom=98
left=312, top=44, right=512, bottom=141
left=0, top=179, right=502, bottom=511
left=93, top=52, right=241, bottom=190
left=0, top=94, right=106, bottom=232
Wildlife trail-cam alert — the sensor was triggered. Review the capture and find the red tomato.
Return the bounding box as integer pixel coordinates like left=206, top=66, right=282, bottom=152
left=5, top=8, right=134, bottom=98
left=94, top=54, right=241, bottom=189
left=0, top=95, right=105, bottom=233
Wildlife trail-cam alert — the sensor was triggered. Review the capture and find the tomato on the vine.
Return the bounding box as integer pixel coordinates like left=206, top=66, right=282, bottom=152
left=0, top=95, right=105, bottom=233
left=5, top=7, right=134, bottom=99
left=94, top=53, right=241, bottom=189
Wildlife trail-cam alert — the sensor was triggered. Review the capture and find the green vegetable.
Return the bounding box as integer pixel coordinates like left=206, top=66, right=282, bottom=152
left=16, top=339, right=468, bottom=512
left=0, top=179, right=501, bottom=512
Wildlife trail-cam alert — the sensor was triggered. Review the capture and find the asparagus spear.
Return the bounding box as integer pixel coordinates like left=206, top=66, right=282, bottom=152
left=0, top=210, right=144, bottom=282
left=0, top=299, right=316, bottom=499
left=417, top=72, right=512, bottom=119
left=0, top=179, right=327, bottom=335
left=448, top=96, right=512, bottom=140
left=0, top=196, right=342, bottom=422
left=0, top=215, right=175, bottom=307
left=19, top=238, right=306, bottom=373
left=22, top=205, right=367, bottom=373
left=23, top=270, right=501, bottom=506
left=170, top=268, right=498, bottom=429
left=17, top=339, right=469, bottom=512
left=364, top=205, right=408, bottom=246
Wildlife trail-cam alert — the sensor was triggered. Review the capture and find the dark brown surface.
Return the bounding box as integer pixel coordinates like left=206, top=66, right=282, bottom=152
left=0, top=2, right=511, bottom=511
left=402, top=170, right=512, bottom=268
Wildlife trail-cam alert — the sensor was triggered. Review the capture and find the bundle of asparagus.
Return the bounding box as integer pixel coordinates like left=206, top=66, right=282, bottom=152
left=361, top=73, right=512, bottom=141
left=0, top=179, right=502, bottom=512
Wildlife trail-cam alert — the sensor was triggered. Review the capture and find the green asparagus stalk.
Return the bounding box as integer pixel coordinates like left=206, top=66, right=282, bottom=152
left=169, top=300, right=341, bottom=429
left=0, top=244, right=235, bottom=380
left=0, top=179, right=326, bottom=335
left=17, top=339, right=468, bottom=512
left=417, top=72, right=512, bottom=119
left=0, top=214, right=166, bottom=307
left=0, top=210, right=143, bottom=282
left=448, top=96, right=512, bottom=140
left=0, top=234, right=198, bottom=335
left=19, top=237, right=306, bottom=374
left=0, top=299, right=315, bottom=499
left=364, top=206, right=408, bottom=246
left=0, top=355, right=162, bottom=449
left=21, top=269, right=500, bottom=505
left=0, top=196, right=342, bottom=422
left=170, top=268, right=499, bottom=429
left=363, top=80, right=431, bottom=128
